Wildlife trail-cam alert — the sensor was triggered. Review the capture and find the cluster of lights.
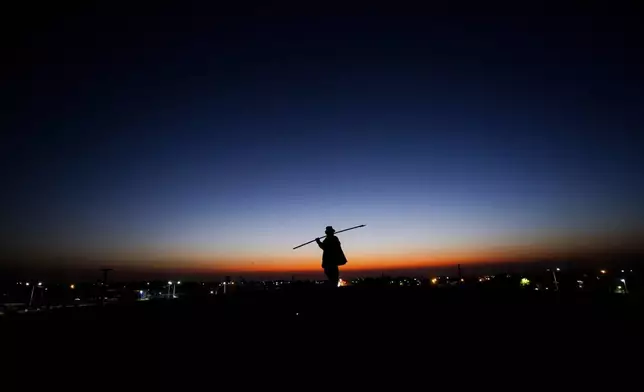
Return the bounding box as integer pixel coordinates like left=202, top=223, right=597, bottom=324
left=19, top=281, right=43, bottom=286
left=14, top=270, right=632, bottom=300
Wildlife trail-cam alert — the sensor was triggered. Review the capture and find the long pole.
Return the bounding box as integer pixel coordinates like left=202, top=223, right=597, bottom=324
left=293, top=224, right=366, bottom=250
left=551, top=269, right=559, bottom=292
left=29, top=285, right=35, bottom=308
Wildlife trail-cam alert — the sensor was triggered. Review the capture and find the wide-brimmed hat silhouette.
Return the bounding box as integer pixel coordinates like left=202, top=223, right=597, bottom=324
left=325, top=226, right=336, bottom=234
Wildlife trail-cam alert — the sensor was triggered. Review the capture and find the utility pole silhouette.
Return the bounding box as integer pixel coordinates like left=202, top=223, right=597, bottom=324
left=100, top=268, right=113, bottom=306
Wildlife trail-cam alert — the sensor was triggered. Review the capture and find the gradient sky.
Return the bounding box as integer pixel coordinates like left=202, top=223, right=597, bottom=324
left=2, top=4, right=644, bottom=276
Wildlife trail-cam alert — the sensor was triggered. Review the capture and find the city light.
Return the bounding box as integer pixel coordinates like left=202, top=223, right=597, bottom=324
left=26, top=282, right=30, bottom=286
left=70, top=284, right=75, bottom=289
left=520, top=278, right=531, bottom=286
left=620, top=279, right=625, bottom=283
left=431, top=278, right=437, bottom=284
left=38, top=282, right=42, bottom=286
left=600, top=270, right=606, bottom=274
left=139, top=290, right=144, bottom=294
left=556, top=268, right=560, bottom=271
left=168, top=281, right=173, bottom=285
left=177, top=281, right=181, bottom=285
left=210, top=290, right=214, bottom=294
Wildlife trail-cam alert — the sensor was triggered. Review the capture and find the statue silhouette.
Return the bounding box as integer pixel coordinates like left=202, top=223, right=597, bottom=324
left=315, top=226, right=348, bottom=287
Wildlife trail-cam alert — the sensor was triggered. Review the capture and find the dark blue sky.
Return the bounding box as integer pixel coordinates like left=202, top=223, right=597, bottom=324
left=2, top=3, right=643, bottom=273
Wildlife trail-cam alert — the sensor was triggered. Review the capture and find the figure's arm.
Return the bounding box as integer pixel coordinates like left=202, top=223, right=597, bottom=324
left=315, top=237, right=324, bottom=249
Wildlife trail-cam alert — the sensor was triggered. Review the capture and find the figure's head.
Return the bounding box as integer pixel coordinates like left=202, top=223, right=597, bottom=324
left=325, top=226, right=336, bottom=236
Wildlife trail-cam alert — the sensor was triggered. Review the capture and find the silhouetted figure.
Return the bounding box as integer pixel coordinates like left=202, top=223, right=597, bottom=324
left=315, top=226, right=348, bottom=287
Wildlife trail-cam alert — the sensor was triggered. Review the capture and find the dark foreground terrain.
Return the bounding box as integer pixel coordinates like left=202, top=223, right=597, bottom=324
left=3, top=286, right=642, bottom=378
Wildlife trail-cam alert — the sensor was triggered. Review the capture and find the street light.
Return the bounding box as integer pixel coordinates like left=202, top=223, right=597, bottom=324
left=29, top=282, right=44, bottom=308
left=551, top=269, right=559, bottom=291
left=620, top=278, right=629, bottom=294
left=173, top=281, right=181, bottom=298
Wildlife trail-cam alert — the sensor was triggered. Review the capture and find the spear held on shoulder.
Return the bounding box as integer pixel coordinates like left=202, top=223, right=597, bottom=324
left=292, top=224, right=366, bottom=250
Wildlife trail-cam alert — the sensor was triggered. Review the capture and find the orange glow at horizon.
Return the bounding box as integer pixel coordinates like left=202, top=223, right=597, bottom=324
left=16, top=229, right=644, bottom=275
left=103, top=243, right=634, bottom=275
